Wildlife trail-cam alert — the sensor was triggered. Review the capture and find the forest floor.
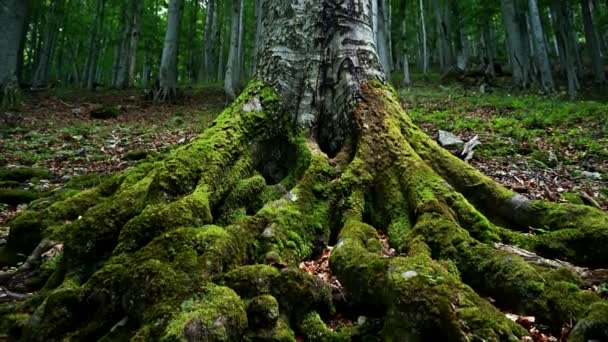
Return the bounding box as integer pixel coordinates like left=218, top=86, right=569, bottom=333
left=0, top=83, right=606, bottom=239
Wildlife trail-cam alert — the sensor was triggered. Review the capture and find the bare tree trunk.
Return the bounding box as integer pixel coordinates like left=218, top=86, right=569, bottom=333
left=186, top=0, right=199, bottom=83
left=419, top=0, right=429, bottom=75
left=582, top=0, right=606, bottom=84
left=551, top=0, right=580, bottom=95
left=114, top=0, right=143, bottom=89
left=85, top=0, right=105, bottom=90
left=0, top=0, right=29, bottom=109
left=401, top=0, right=412, bottom=86
left=217, top=0, right=228, bottom=82
left=32, top=0, right=63, bottom=88
left=528, top=0, right=555, bottom=93
left=252, top=0, right=264, bottom=74
left=156, top=0, right=185, bottom=102
left=501, top=0, right=532, bottom=89
left=224, top=0, right=242, bottom=101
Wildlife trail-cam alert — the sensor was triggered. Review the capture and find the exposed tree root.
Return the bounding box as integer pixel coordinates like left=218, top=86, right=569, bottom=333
left=0, top=81, right=607, bottom=342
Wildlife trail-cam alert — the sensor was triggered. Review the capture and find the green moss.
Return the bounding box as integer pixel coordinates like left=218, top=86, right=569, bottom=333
left=124, top=150, right=151, bottom=161
left=0, top=180, right=20, bottom=188
left=244, top=316, right=295, bottom=342
left=21, top=286, right=85, bottom=340
left=162, top=284, right=247, bottom=342
left=0, top=167, right=52, bottom=182
left=0, top=313, right=30, bottom=338
left=0, top=188, right=40, bottom=205
left=222, top=265, right=334, bottom=320
left=569, top=302, right=608, bottom=342
left=331, top=218, right=524, bottom=341
left=246, top=295, right=280, bottom=328
left=65, top=173, right=109, bottom=190
left=297, top=312, right=351, bottom=342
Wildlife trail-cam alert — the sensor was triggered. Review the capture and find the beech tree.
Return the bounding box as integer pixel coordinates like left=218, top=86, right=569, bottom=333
left=2, top=0, right=608, bottom=341
left=0, top=0, right=29, bottom=108
left=156, top=0, right=185, bottom=101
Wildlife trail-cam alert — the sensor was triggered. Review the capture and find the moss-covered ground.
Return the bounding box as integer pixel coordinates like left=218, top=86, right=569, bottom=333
left=0, top=80, right=607, bottom=341
left=399, top=83, right=608, bottom=210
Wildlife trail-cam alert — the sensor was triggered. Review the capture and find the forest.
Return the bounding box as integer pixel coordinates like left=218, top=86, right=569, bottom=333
left=1, top=0, right=608, bottom=341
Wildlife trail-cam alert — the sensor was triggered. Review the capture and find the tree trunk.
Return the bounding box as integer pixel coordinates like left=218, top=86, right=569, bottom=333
left=114, top=0, right=143, bottom=89
left=0, top=0, right=29, bottom=109
left=419, top=0, right=429, bottom=76
left=224, top=0, right=243, bottom=101
left=582, top=0, right=606, bottom=84
left=187, top=0, right=199, bottom=83
left=501, top=0, right=533, bottom=89
left=551, top=0, right=580, bottom=96
left=85, top=0, right=105, bottom=90
left=199, top=0, right=216, bottom=83
left=155, top=0, right=185, bottom=102
left=528, top=0, right=555, bottom=93
left=32, top=0, right=63, bottom=88
left=217, top=0, right=229, bottom=82
left=401, top=0, right=412, bottom=86
left=252, top=0, right=264, bottom=74
left=3, top=1, right=608, bottom=342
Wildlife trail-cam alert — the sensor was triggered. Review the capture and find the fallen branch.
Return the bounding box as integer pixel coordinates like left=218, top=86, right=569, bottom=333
left=495, top=243, right=608, bottom=286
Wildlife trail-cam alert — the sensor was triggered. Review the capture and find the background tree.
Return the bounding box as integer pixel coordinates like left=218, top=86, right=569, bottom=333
left=156, top=0, right=185, bottom=101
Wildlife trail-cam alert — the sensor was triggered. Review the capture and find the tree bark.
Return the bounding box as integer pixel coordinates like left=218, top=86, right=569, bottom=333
left=85, top=0, right=105, bottom=90
left=582, top=0, right=606, bottom=84
left=199, top=0, right=217, bottom=83
left=528, top=0, right=555, bottom=93
left=419, top=0, right=429, bottom=76
left=0, top=0, right=29, bottom=109
left=252, top=0, right=264, bottom=74
left=156, top=0, right=185, bottom=102
left=550, top=0, right=580, bottom=95
left=501, top=0, right=533, bottom=89
left=224, top=0, right=243, bottom=101
left=401, top=0, right=412, bottom=86
left=3, top=1, right=608, bottom=342
left=187, top=0, right=199, bottom=83
left=32, top=0, right=64, bottom=88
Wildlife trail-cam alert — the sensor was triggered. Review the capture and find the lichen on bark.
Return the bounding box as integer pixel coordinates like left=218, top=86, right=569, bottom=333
left=1, top=0, right=608, bottom=341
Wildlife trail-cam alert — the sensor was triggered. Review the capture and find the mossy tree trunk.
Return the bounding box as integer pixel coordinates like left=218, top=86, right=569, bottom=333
left=2, top=0, right=608, bottom=341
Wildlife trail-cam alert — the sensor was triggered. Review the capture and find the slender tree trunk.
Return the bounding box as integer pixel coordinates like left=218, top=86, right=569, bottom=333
left=236, top=0, right=245, bottom=87
left=32, top=0, right=63, bottom=88
left=156, top=0, right=185, bottom=101
left=114, top=0, right=143, bottom=89
left=252, top=0, right=264, bottom=74
left=528, top=0, right=555, bottom=93
left=582, top=0, right=606, bottom=84
left=501, top=0, right=532, bottom=89
left=128, top=0, right=144, bottom=86
left=142, top=40, right=151, bottom=89
left=376, top=0, right=392, bottom=76
left=217, top=0, right=228, bottom=82
left=199, top=0, right=217, bottom=83
left=551, top=0, right=580, bottom=95
left=86, top=0, right=105, bottom=90
left=0, top=0, right=29, bottom=109
left=401, top=0, right=412, bottom=86
left=224, top=0, right=242, bottom=101
left=419, top=0, right=429, bottom=75
left=481, top=20, right=496, bottom=79
left=187, top=0, right=199, bottom=83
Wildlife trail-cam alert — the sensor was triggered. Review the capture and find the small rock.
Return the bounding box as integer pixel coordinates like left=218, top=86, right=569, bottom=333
left=401, top=270, right=418, bottom=280
left=438, top=130, right=464, bottom=147
left=581, top=171, right=602, bottom=180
